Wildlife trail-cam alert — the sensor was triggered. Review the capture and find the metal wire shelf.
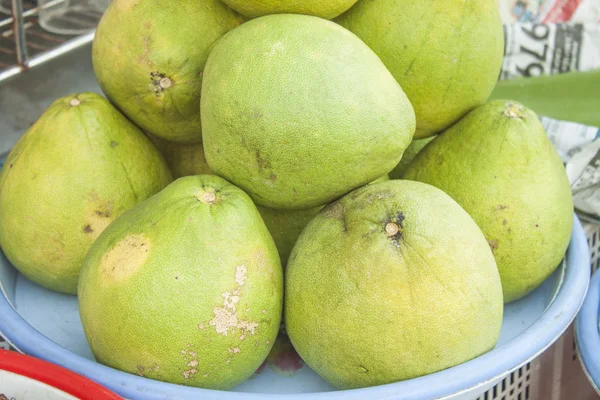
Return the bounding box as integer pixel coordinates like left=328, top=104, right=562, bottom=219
left=0, top=0, right=99, bottom=83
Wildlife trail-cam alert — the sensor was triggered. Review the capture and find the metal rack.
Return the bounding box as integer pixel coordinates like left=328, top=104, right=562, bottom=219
left=0, top=0, right=98, bottom=83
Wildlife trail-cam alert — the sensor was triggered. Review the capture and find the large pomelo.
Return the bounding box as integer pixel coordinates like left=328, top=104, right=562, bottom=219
left=220, top=0, right=359, bottom=19
left=149, top=134, right=212, bottom=179
left=285, top=180, right=503, bottom=388
left=202, top=14, right=415, bottom=210
left=0, top=93, right=172, bottom=294
left=336, top=0, right=504, bottom=138
left=93, top=0, right=243, bottom=143
left=404, top=100, right=574, bottom=302
left=78, top=175, right=283, bottom=389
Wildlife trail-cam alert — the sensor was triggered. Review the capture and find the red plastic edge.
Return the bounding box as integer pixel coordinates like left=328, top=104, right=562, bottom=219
left=0, top=349, right=122, bottom=400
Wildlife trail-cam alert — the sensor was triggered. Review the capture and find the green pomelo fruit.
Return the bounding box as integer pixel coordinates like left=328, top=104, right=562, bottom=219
left=404, top=100, right=574, bottom=303
left=93, top=0, right=243, bottom=143
left=0, top=93, right=172, bottom=294
left=336, top=0, right=504, bottom=138
left=220, top=0, right=359, bottom=19
left=389, top=137, right=436, bottom=179
left=202, top=14, right=416, bottom=210
left=258, top=175, right=390, bottom=265
left=258, top=206, right=322, bottom=267
left=285, top=180, right=503, bottom=389
left=78, top=175, right=283, bottom=389
left=149, top=134, right=212, bottom=179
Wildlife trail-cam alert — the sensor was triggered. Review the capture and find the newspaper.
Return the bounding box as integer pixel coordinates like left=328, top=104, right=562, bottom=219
left=499, top=0, right=600, bottom=24
left=501, top=23, right=600, bottom=79
left=541, top=116, right=600, bottom=220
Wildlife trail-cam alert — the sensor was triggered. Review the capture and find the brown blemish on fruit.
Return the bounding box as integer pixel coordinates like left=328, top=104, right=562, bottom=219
left=367, top=191, right=394, bottom=204
left=100, top=234, right=149, bottom=283
left=503, top=102, right=525, bottom=119
left=182, top=369, right=198, bottom=379
left=503, top=219, right=508, bottom=226
left=85, top=193, right=114, bottom=239
left=181, top=347, right=199, bottom=379
left=83, top=224, right=93, bottom=234
left=497, top=205, right=508, bottom=210
left=110, top=141, right=118, bottom=148
left=136, top=364, right=159, bottom=377
left=228, top=347, right=241, bottom=354
left=209, top=292, right=258, bottom=336
left=198, top=323, right=205, bottom=330
left=207, top=259, right=260, bottom=336
left=235, top=265, right=247, bottom=286
left=255, top=150, right=272, bottom=172
left=488, top=240, right=499, bottom=251
left=321, top=201, right=343, bottom=219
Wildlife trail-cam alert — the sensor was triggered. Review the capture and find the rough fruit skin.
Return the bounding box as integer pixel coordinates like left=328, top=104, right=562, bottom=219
left=202, top=14, right=416, bottom=209
left=92, top=0, right=243, bottom=143
left=285, top=180, right=503, bottom=389
left=78, top=175, right=283, bottom=389
left=149, top=134, right=212, bottom=179
left=389, top=137, right=436, bottom=179
left=336, top=0, right=504, bottom=138
left=0, top=93, right=172, bottom=294
left=404, top=100, right=574, bottom=303
left=258, top=175, right=390, bottom=265
left=220, top=0, right=359, bottom=19
left=258, top=206, right=322, bottom=266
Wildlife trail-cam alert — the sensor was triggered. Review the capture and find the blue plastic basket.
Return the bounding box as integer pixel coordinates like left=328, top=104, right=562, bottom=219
left=0, top=216, right=590, bottom=400
left=575, top=268, right=600, bottom=395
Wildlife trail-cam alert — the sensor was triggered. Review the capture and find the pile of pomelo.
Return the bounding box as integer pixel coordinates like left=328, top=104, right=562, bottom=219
left=0, top=0, right=573, bottom=391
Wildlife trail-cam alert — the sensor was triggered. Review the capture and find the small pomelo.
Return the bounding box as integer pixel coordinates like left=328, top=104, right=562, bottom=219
left=93, top=0, right=243, bottom=142
left=220, top=0, right=359, bottom=19
left=336, top=0, right=504, bottom=138
left=404, top=100, right=574, bottom=302
left=0, top=93, right=172, bottom=294
left=285, top=180, right=503, bottom=388
left=78, top=175, right=283, bottom=389
left=202, top=14, right=415, bottom=209
left=149, top=134, right=211, bottom=179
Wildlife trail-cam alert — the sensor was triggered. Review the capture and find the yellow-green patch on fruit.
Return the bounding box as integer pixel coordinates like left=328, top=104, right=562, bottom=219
left=149, top=134, right=212, bottom=179
left=285, top=180, right=503, bottom=388
left=336, top=0, right=504, bottom=138
left=93, top=0, right=243, bottom=143
left=404, top=100, right=574, bottom=302
left=220, top=0, right=359, bottom=19
left=0, top=93, right=172, bottom=294
left=78, top=175, right=283, bottom=389
left=202, top=14, right=415, bottom=210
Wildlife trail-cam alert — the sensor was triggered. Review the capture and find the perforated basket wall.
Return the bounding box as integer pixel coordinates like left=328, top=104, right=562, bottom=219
left=476, top=222, right=600, bottom=400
